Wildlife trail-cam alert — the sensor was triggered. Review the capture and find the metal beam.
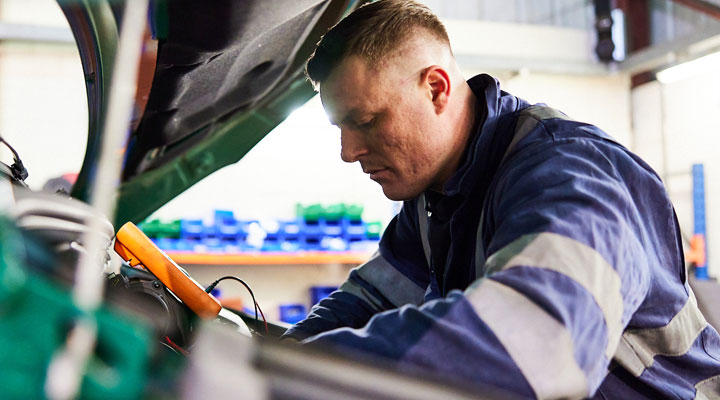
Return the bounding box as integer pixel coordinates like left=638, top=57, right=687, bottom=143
left=670, top=0, right=720, bottom=20
left=455, top=54, right=610, bottom=76
left=617, top=24, right=720, bottom=74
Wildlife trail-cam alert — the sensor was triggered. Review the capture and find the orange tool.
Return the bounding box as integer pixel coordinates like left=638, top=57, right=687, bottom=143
left=114, top=221, right=221, bottom=319
left=686, top=233, right=707, bottom=267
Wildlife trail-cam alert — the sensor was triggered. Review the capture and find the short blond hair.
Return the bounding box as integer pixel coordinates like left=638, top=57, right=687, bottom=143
left=306, top=0, right=450, bottom=90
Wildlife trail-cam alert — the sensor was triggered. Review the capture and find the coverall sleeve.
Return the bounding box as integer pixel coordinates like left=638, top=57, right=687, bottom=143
left=282, top=201, right=430, bottom=340
left=299, top=137, right=654, bottom=399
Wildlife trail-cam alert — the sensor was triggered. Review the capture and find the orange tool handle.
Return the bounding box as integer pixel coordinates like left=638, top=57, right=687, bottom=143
left=114, top=222, right=221, bottom=319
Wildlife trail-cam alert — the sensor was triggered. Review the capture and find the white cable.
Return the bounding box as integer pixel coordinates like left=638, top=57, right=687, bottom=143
left=45, top=0, right=149, bottom=398
left=11, top=197, right=115, bottom=238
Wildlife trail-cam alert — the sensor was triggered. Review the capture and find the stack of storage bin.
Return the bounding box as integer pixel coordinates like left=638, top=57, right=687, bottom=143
left=139, top=204, right=382, bottom=253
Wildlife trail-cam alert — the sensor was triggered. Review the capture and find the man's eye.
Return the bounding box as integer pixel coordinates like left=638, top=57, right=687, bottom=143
left=357, top=118, right=375, bottom=129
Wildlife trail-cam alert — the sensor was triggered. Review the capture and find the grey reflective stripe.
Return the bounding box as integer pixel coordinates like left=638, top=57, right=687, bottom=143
left=695, top=374, right=720, bottom=400
left=354, top=251, right=425, bottom=307
left=466, top=278, right=588, bottom=399
left=485, top=232, right=624, bottom=360
left=338, top=279, right=383, bottom=312
left=474, top=106, right=574, bottom=279
left=474, top=211, right=486, bottom=279
left=416, top=194, right=431, bottom=268
left=614, top=288, right=707, bottom=377
left=501, top=105, right=574, bottom=163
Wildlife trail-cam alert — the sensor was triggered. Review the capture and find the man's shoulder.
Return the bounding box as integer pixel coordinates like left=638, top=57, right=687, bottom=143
left=498, top=111, right=659, bottom=193
left=507, top=104, right=622, bottom=160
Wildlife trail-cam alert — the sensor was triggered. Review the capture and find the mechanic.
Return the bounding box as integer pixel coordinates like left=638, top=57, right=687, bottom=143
left=282, top=1, right=720, bottom=398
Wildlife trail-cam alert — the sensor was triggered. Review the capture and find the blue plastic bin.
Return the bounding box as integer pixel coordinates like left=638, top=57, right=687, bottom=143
left=154, top=238, right=177, bottom=251
left=217, top=220, right=240, bottom=241
left=279, top=304, right=307, bottom=324
left=180, top=219, right=205, bottom=240
left=343, top=218, right=367, bottom=241
left=323, top=219, right=343, bottom=237
left=214, top=210, right=235, bottom=224
left=279, top=220, right=301, bottom=242
left=310, top=286, right=338, bottom=306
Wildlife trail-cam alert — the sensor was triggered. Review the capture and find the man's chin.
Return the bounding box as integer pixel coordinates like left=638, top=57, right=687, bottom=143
left=380, top=184, right=421, bottom=201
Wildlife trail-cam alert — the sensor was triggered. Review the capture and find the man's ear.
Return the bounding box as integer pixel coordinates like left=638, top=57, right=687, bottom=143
left=423, top=65, right=450, bottom=114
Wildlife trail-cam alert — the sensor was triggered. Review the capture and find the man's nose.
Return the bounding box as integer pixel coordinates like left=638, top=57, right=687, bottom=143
left=340, top=128, right=368, bottom=163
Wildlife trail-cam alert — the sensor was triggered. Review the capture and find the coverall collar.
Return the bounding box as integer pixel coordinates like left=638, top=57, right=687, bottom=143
left=440, top=74, right=529, bottom=197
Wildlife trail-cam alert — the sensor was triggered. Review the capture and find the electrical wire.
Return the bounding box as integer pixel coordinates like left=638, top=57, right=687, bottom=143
left=205, top=276, right=268, bottom=334
left=0, top=135, right=28, bottom=181
left=0, top=136, right=21, bottom=160
left=164, top=336, right=188, bottom=356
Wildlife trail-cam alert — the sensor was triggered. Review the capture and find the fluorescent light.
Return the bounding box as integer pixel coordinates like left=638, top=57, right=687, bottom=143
left=657, top=51, right=720, bottom=84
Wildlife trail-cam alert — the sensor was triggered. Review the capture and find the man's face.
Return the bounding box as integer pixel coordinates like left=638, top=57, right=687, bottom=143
left=320, top=55, right=453, bottom=201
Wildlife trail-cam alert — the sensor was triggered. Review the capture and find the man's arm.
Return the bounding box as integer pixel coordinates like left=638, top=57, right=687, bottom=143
left=283, top=202, right=431, bottom=340
left=300, top=137, right=656, bottom=398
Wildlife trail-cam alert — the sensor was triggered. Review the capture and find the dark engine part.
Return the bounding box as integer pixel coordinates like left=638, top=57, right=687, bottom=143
left=107, top=265, right=195, bottom=349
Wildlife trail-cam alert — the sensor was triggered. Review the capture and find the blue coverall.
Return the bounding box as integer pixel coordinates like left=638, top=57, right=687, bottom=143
left=285, top=74, right=720, bottom=399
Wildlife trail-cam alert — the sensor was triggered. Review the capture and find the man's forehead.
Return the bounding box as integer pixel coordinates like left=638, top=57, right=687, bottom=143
left=319, top=56, right=378, bottom=123
left=321, top=94, right=367, bottom=126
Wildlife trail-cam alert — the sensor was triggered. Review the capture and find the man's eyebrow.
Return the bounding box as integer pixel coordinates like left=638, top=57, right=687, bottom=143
left=329, top=108, right=363, bottom=126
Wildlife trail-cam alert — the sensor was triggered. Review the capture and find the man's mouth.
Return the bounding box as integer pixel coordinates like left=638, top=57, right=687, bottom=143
left=365, top=168, right=388, bottom=181
left=363, top=167, right=381, bottom=174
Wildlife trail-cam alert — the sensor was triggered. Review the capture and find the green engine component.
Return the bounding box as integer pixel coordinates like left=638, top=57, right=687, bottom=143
left=0, top=216, right=153, bottom=399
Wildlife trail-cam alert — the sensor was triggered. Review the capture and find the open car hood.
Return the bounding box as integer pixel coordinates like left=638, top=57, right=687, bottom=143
left=59, top=0, right=361, bottom=226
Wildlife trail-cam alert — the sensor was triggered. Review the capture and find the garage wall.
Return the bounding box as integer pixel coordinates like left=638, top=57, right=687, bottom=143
left=498, top=72, right=632, bottom=146
left=632, top=73, right=720, bottom=277
left=186, top=263, right=356, bottom=321
left=443, top=17, right=632, bottom=147
left=0, top=0, right=88, bottom=190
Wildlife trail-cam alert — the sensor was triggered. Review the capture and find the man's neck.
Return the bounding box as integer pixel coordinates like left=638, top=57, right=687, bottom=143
left=430, top=82, right=478, bottom=194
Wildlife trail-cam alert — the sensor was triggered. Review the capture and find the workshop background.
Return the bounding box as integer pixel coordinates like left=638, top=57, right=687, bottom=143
left=1, top=0, right=719, bottom=322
